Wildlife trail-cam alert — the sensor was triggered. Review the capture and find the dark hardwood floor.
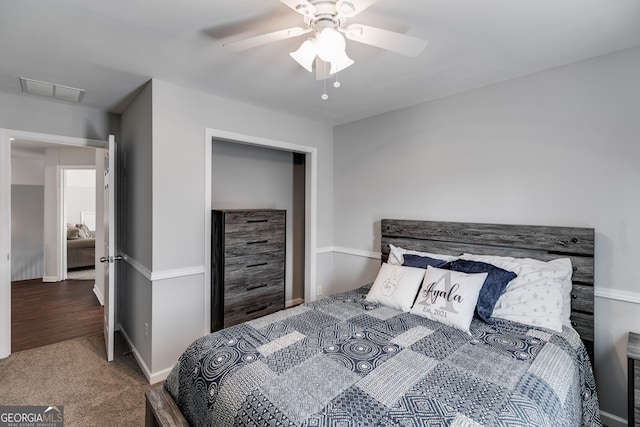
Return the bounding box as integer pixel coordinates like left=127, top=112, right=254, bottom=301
left=11, top=277, right=103, bottom=353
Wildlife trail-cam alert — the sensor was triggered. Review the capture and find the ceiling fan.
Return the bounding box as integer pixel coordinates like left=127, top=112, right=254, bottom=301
left=223, top=0, right=428, bottom=80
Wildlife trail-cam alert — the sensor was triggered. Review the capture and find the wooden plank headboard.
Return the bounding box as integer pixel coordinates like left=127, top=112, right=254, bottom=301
left=380, top=219, right=595, bottom=358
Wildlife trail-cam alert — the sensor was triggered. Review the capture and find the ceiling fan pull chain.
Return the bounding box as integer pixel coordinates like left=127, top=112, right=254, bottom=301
left=321, top=61, right=329, bottom=100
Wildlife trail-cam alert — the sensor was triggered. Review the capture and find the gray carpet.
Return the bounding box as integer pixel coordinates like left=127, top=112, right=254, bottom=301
left=0, top=332, right=157, bottom=426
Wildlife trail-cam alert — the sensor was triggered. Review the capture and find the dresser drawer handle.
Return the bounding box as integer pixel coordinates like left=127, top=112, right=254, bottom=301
left=247, top=284, right=268, bottom=291
left=246, top=262, right=268, bottom=268
left=247, top=240, right=268, bottom=245
left=246, top=305, right=268, bottom=315
left=247, top=219, right=268, bottom=223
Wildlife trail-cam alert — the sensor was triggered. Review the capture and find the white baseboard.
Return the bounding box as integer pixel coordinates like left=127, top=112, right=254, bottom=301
left=118, top=324, right=173, bottom=385
left=118, top=325, right=152, bottom=384
left=600, top=410, right=626, bottom=427
left=93, top=284, right=104, bottom=306
left=286, top=298, right=304, bottom=308
left=149, top=366, right=174, bottom=385
left=42, top=276, right=57, bottom=283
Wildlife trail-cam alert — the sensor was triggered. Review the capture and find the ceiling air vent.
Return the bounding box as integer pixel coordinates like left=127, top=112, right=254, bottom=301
left=19, top=77, right=85, bottom=103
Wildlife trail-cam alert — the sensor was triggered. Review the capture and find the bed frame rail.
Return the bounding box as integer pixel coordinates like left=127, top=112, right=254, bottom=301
left=145, top=386, right=189, bottom=427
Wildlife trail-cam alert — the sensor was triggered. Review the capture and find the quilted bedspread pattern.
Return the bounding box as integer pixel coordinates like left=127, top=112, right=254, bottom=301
left=165, top=286, right=601, bottom=427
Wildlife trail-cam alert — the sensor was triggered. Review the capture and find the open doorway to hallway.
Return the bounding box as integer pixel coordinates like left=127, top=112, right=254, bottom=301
left=10, top=140, right=103, bottom=352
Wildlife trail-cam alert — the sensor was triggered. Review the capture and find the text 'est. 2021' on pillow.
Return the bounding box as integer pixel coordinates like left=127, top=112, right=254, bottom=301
left=410, top=266, right=488, bottom=334
left=365, top=263, right=426, bottom=312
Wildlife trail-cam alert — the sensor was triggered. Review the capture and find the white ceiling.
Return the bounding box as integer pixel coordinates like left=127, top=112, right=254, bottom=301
left=1, top=0, right=639, bottom=125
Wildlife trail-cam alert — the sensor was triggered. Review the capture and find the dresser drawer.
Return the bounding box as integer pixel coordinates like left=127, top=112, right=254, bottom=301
left=223, top=252, right=285, bottom=285
left=224, top=284, right=284, bottom=327
left=225, top=278, right=283, bottom=302
left=224, top=229, right=285, bottom=256
left=223, top=211, right=285, bottom=233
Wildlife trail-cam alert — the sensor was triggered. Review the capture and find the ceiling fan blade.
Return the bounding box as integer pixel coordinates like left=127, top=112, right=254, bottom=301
left=343, top=24, right=427, bottom=57
left=279, top=0, right=316, bottom=16
left=223, top=27, right=311, bottom=52
left=336, top=0, right=377, bottom=18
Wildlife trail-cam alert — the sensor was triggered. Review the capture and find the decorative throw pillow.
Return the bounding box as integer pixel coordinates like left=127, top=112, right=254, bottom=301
left=76, top=223, right=91, bottom=239
left=402, top=254, right=450, bottom=269
left=67, top=226, right=80, bottom=240
left=366, top=263, right=426, bottom=312
left=387, top=244, right=457, bottom=266
left=447, top=259, right=517, bottom=324
left=410, top=266, right=487, bottom=334
left=460, top=253, right=570, bottom=332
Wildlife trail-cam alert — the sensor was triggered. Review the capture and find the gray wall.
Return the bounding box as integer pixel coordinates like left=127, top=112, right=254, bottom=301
left=0, top=91, right=115, bottom=141
left=119, top=80, right=153, bottom=368
left=117, top=79, right=333, bottom=379
left=10, top=152, right=45, bottom=282
left=146, top=79, right=333, bottom=376
left=211, top=139, right=305, bottom=303
left=11, top=185, right=44, bottom=281
left=332, top=46, right=640, bottom=423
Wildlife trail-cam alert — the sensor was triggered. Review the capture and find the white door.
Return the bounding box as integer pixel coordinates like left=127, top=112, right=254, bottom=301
left=100, top=135, right=120, bottom=361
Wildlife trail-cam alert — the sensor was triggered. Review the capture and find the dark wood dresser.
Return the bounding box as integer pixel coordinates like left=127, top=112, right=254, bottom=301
left=629, top=331, right=640, bottom=426
left=211, top=209, right=286, bottom=331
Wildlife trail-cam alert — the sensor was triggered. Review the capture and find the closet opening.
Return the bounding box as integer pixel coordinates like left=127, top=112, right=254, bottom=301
left=211, top=139, right=306, bottom=308
left=204, top=128, right=318, bottom=335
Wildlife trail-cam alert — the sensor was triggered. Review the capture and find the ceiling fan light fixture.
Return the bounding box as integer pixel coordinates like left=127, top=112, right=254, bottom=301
left=316, top=28, right=347, bottom=63
left=290, top=39, right=317, bottom=72
left=329, top=51, right=354, bottom=74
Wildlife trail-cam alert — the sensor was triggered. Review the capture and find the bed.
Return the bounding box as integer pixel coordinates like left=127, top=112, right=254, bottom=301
left=146, top=219, right=600, bottom=427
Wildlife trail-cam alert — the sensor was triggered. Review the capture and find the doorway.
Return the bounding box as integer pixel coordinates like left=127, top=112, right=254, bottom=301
left=0, top=129, right=106, bottom=358
left=63, top=168, right=97, bottom=282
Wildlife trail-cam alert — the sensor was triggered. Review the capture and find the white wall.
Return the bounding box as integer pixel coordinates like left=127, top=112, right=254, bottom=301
left=42, top=147, right=95, bottom=281
left=65, top=169, right=96, bottom=229
left=332, top=46, right=640, bottom=423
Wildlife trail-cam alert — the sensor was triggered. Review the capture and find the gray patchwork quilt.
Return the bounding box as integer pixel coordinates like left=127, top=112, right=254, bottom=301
left=165, top=286, right=601, bottom=426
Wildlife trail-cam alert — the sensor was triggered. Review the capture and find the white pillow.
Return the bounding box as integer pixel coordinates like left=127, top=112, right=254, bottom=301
left=460, top=253, right=571, bottom=332
left=366, top=263, right=426, bottom=312
left=409, top=266, right=487, bottom=334
left=387, top=244, right=458, bottom=266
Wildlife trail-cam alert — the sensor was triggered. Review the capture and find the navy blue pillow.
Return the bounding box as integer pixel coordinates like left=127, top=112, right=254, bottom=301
left=402, top=254, right=450, bottom=269
left=447, top=259, right=517, bottom=324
